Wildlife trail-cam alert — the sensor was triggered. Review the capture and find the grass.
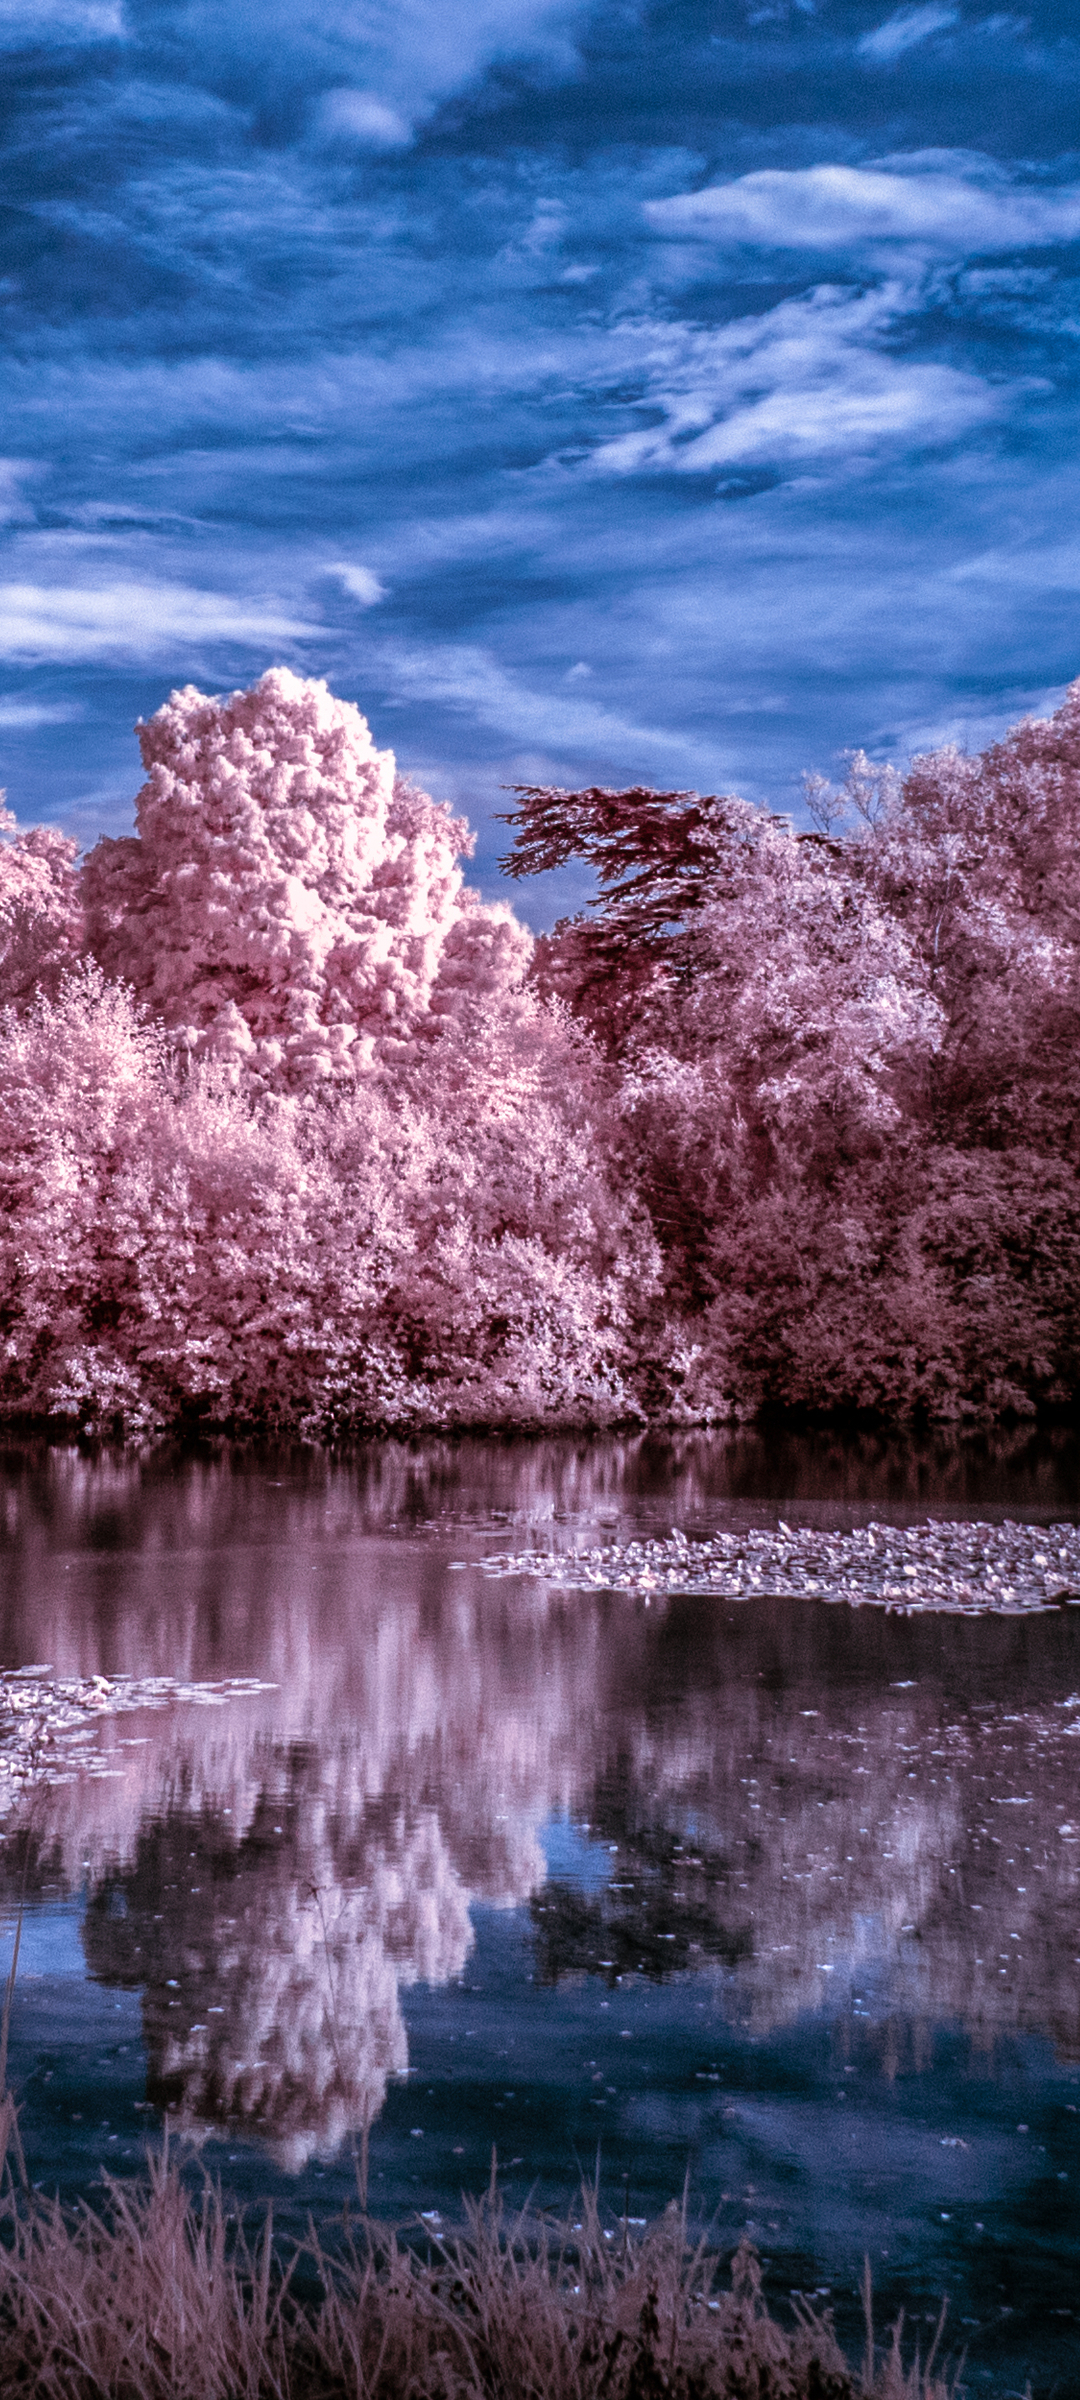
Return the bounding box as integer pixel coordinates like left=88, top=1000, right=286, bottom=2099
left=0, top=2100, right=966, bottom=2400
left=0, top=1889, right=968, bottom=2400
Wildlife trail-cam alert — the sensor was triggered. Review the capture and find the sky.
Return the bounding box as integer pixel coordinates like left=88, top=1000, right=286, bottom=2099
left=2, top=0, right=1080, bottom=915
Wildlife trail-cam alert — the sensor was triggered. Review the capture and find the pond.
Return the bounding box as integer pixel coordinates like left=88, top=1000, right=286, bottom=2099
left=1, top=1428, right=1079, bottom=2395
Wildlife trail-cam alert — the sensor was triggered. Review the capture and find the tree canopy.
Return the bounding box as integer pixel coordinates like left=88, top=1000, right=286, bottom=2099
left=2, top=668, right=1079, bottom=1437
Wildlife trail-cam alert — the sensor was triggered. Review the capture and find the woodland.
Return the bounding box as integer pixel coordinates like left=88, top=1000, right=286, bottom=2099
left=1, top=665, right=1078, bottom=1441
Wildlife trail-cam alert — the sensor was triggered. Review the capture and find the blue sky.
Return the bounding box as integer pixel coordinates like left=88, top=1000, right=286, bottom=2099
left=2, top=0, right=1080, bottom=913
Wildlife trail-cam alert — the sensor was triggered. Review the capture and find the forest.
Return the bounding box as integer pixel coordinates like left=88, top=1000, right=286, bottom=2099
left=1, top=664, right=1078, bottom=1441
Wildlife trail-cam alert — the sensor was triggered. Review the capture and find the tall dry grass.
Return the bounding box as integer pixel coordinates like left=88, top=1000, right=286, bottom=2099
left=0, top=2097, right=963, bottom=2400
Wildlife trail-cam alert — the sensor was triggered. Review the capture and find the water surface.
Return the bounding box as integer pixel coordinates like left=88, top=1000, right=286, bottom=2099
left=1, top=1430, right=1079, bottom=2395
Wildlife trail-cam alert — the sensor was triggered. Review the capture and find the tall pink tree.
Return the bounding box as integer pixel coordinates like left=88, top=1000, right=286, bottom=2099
left=81, top=668, right=529, bottom=1093
left=0, top=672, right=653, bottom=1437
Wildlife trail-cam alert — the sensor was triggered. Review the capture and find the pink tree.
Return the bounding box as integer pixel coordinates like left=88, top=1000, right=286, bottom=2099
left=0, top=965, right=655, bottom=1439
left=4, top=667, right=1080, bottom=1434
left=0, top=804, right=82, bottom=1011
left=0, top=672, right=653, bottom=1437
left=857, top=691, right=1080, bottom=1152
left=501, top=693, right=1080, bottom=1423
left=81, top=668, right=529, bottom=1093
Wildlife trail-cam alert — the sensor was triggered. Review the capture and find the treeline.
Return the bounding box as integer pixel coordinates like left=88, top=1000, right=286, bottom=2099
left=1, top=665, right=1078, bottom=1438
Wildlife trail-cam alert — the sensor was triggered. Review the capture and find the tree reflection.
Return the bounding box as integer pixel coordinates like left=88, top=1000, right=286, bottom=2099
left=83, top=1769, right=478, bottom=2170
left=0, top=1445, right=1078, bottom=2167
left=71, top=1712, right=550, bottom=2166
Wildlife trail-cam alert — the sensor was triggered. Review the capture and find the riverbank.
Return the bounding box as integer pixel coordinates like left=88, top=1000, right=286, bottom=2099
left=0, top=2136, right=960, bottom=2400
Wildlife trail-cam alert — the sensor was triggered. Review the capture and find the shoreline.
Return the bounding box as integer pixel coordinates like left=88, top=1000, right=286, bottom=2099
left=0, top=2143, right=970, bottom=2400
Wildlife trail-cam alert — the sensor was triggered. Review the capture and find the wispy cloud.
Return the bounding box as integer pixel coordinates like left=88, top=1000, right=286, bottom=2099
left=160, top=0, right=583, bottom=139
left=946, top=533, right=1080, bottom=593
left=0, top=463, right=41, bottom=526
left=0, top=581, right=315, bottom=663
left=0, top=698, right=82, bottom=727
left=646, top=162, right=1080, bottom=254
left=857, top=5, right=959, bottom=64
left=377, top=639, right=725, bottom=780
left=584, top=285, right=999, bottom=477
left=0, top=0, right=122, bottom=38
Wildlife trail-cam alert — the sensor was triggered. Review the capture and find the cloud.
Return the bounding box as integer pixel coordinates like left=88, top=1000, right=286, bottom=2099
left=0, top=463, right=41, bottom=526
left=857, top=5, right=958, bottom=64
left=329, top=563, right=386, bottom=604
left=161, top=0, right=582, bottom=141
left=946, top=534, right=1080, bottom=593
left=645, top=163, right=1080, bottom=255
left=314, top=89, right=411, bottom=150
left=0, top=581, right=315, bottom=663
left=669, top=362, right=991, bottom=470
left=584, top=285, right=998, bottom=478
left=377, top=639, right=723, bottom=778
left=0, top=0, right=122, bottom=37
left=0, top=698, right=82, bottom=726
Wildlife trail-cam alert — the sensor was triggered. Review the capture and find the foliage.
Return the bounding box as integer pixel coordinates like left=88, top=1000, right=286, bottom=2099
left=80, top=669, right=522, bottom=1094
left=0, top=2129, right=958, bottom=2400
left=3, top=666, right=1080, bottom=1432
left=504, top=682, right=1080, bottom=1424
left=0, top=802, right=82, bottom=1009
left=0, top=967, right=650, bottom=1439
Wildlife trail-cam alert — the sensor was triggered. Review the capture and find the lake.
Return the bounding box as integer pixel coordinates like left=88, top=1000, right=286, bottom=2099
left=1, top=1427, right=1079, bottom=2395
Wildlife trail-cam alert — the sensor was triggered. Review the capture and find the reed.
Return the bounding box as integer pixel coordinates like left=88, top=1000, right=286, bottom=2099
left=0, top=2111, right=962, bottom=2400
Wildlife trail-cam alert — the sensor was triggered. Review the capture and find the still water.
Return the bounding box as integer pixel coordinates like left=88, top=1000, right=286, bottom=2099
left=1, top=1429, right=1080, bottom=2394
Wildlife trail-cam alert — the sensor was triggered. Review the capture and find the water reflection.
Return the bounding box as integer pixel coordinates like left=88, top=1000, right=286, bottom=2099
left=0, top=1438, right=1079, bottom=2179
left=530, top=1601, right=1080, bottom=2066
left=83, top=1770, right=479, bottom=2170
left=5, top=1421, right=1080, bottom=1578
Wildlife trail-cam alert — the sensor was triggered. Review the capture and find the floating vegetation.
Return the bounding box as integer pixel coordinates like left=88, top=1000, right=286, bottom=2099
left=481, top=1518, right=1080, bottom=1616
left=0, top=1671, right=275, bottom=1803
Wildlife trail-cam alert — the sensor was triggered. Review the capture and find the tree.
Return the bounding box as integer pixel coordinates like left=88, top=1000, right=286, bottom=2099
left=858, top=692, right=1080, bottom=1151
left=500, top=781, right=771, bottom=1049
left=0, top=803, right=82, bottom=1011
left=500, top=687, right=1080, bottom=1421
left=4, top=666, right=1080, bottom=1433
left=503, top=781, right=939, bottom=1310
left=81, top=668, right=527, bottom=1093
